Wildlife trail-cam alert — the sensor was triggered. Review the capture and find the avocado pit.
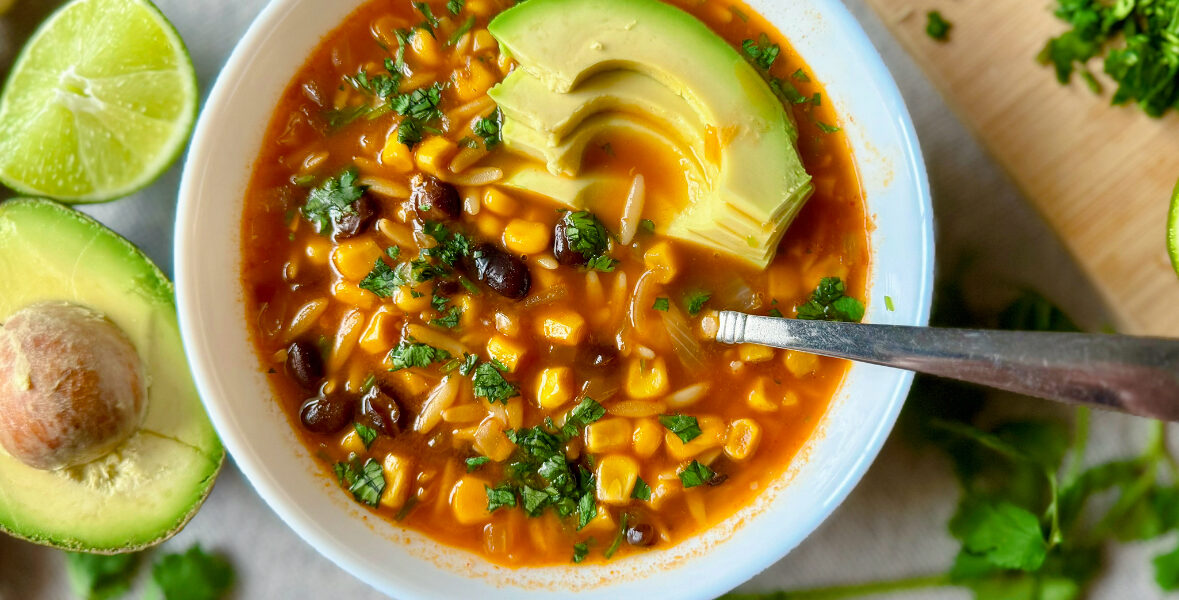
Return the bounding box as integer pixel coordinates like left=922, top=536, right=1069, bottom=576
left=0, top=301, right=147, bottom=470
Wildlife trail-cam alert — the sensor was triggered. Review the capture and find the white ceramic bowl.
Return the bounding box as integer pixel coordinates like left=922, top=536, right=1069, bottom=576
left=176, top=0, right=933, bottom=597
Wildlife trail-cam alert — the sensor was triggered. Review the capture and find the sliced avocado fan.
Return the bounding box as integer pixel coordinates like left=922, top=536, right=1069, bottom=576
left=488, top=0, right=813, bottom=268
left=0, top=198, right=223, bottom=552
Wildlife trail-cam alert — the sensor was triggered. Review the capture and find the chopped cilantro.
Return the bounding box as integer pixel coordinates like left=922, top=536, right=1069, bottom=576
left=473, top=109, right=502, bottom=148
left=768, top=307, right=784, bottom=318
left=815, top=120, right=841, bottom=134
left=684, top=290, right=711, bottom=316
left=431, top=292, right=449, bottom=312
left=485, top=482, right=517, bottom=512
left=473, top=361, right=519, bottom=403
left=334, top=454, right=386, bottom=506
left=885, top=295, right=896, bottom=312
left=652, top=297, right=670, bottom=312
left=431, top=306, right=462, bottom=329
left=301, top=168, right=366, bottom=235
left=604, top=513, right=629, bottom=559
left=387, top=339, right=450, bottom=371
left=791, top=68, right=810, bottom=82
left=149, top=545, right=234, bottom=600
left=522, top=485, right=550, bottom=516
left=422, top=222, right=472, bottom=266
left=359, top=258, right=406, bottom=297
left=572, top=542, right=590, bottom=563
left=562, top=397, right=606, bottom=438
left=459, top=276, right=481, bottom=295
left=448, top=15, right=476, bottom=46
left=446, top=0, right=464, bottom=15
left=492, top=417, right=598, bottom=529
left=925, top=10, right=952, bottom=41
left=659, top=414, right=702, bottom=443
left=585, top=254, right=618, bottom=272
left=413, top=2, right=440, bottom=35
left=639, top=218, right=655, bottom=235
left=741, top=34, right=780, bottom=71
left=466, top=456, right=490, bottom=472
left=795, top=277, right=864, bottom=322
left=354, top=423, right=378, bottom=450
left=458, top=352, right=480, bottom=376
left=632, top=477, right=652, bottom=501
left=678, top=460, right=715, bottom=488
left=562, top=211, right=611, bottom=260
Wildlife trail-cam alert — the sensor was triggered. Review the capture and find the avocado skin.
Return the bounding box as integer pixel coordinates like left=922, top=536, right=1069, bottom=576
left=0, top=198, right=223, bottom=553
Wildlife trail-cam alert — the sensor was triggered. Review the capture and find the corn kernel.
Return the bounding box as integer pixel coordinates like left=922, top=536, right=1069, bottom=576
left=450, top=475, right=493, bottom=525
left=381, top=454, right=413, bottom=510
left=340, top=429, right=365, bottom=455
left=632, top=418, right=663, bottom=458
left=472, top=29, right=498, bottom=53
left=332, top=238, right=383, bottom=281
left=442, top=402, right=485, bottom=424
left=466, top=0, right=492, bottom=17
left=381, top=130, right=414, bottom=173
left=494, top=311, right=521, bottom=336
left=625, top=356, right=670, bottom=399
left=415, top=136, right=458, bottom=177
left=456, top=294, right=479, bottom=328
left=724, top=418, right=763, bottom=461
left=784, top=350, right=820, bottom=378
left=359, top=307, right=397, bottom=355
left=584, top=418, right=632, bottom=453
left=410, top=28, right=443, bottom=66
left=393, top=283, right=432, bottom=312
left=536, top=367, right=574, bottom=410
left=643, top=241, right=679, bottom=284
left=482, top=188, right=519, bottom=216
left=505, top=396, right=524, bottom=430
left=595, top=454, right=639, bottom=505
left=502, top=219, right=551, bottom=256
left=473, top=417, right=514, bottom=462
left=738, top=343, right=774, bottom=363
left=485, top=334, right=526, bottom=372
left=454, top=60, right=497, bottom=103
left=664, top=416, right=726, bottom=460
left=648, top=477, right=680, bottom=510
left=746, top=377, right=777, bottom=412
left=391, top=369, right=429, bottom=395
left=305, top=237, right=332, bottom=266
left=537, top=309, right=586, bottom=345
left=583, top=507, right=616, bottom=532
left=331, top=280, right=376, bottom=310
left=475, top=212, right=504, bottom=239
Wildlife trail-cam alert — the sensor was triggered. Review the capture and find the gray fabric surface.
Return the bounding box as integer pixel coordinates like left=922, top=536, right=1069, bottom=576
left=0, top=0, right=1164, bottom=598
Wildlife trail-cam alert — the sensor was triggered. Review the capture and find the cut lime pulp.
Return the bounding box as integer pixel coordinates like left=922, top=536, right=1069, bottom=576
left=1169, top=177, right=1179, bottom=278
left=0, top=0, right=197, bottom=203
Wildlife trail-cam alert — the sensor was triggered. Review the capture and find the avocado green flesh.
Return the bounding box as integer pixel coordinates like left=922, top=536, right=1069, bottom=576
left=0, top=198, right=223, bottom=552
left=498, top=165, right=621, bottom=210
left=489, top=0, right=813, bottom=268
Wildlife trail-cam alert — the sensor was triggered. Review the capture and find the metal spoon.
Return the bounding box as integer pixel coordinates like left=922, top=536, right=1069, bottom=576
left=715, top=311, right=1179, bottom=421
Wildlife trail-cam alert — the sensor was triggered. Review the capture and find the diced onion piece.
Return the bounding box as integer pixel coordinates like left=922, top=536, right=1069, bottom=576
left=665, top=382, right=710, bottom=409
left=661, top=306, right=706, bottom=370
left=415, top=375, right=461, bottom=433
left=618, top=174, right=645, bottom=246
left=522, top=285, right=567, bottom=309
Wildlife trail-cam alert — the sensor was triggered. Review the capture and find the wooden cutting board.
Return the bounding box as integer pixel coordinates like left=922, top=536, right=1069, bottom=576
left=862, top=0, right=1179, bottom=336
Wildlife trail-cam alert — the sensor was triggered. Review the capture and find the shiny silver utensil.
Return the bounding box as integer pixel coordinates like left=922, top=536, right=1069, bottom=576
left=715, top=311, right=1179, bottom=421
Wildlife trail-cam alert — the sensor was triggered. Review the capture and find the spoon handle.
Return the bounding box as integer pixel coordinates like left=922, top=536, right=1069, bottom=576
left=716, top=311, right=1179, bottom=421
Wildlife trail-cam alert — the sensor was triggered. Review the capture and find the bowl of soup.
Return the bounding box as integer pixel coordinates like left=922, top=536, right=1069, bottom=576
left=175, top=0, right=932, bottom=597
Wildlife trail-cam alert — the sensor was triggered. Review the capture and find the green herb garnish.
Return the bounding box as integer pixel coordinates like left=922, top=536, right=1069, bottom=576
left=473, top=360, right=519, bottom=404
left=632, top=477, right=652, bottom=501
left=925, top=10, right=952, bottom=41
left=572, top=541, right=590, bottom=563
left=473, top=109, right=502, bottom=148
left=431, top=306, right=462, bottom=329
left=795, top=277, right=864, bottom=322
left=334, top=454, right=386, bottom=506
left=678, top=460, right=715, bottom=488
left=466, top=456, right=490, bottom=472
left=302, top=167, right=366, bottom=234
left=741, top=34, right=780, bottom=71
left=149, top=545, right=234, bottom=600
left=354, top=423, right=378, bottom=450
left=652, top=297, right=670, bottom=312
left=447, top=0, right=464, bottom=15
left=359, top=258, right=406, bottom=297
left=604, top=513, right=630, bottom=559
left=65, top=552, right=140, bottom=600
left=485, top=482, right=517, bottom=512
left=684, top=290, right=711, bottom=316
left=387, top=339, right=450, bottom=371
left=659, top=414, right=702, bottom=443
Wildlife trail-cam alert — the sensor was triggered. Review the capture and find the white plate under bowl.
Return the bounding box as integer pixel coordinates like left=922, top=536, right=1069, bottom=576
left=176, top=0, right=933, bottom=597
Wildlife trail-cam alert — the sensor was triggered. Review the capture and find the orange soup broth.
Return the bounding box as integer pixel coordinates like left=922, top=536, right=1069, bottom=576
left=241, top=0, right=868, bottom=566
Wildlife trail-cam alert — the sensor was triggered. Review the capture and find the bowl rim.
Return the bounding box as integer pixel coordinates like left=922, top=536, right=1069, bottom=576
left=175, top=0, right=933, bottom=597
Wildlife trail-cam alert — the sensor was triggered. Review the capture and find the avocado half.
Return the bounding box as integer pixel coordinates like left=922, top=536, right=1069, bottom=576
left=0, top=198, right=223, bottom=552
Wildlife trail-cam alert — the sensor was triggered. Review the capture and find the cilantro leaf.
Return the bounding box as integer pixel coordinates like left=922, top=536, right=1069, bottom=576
left=335, top=457, right=386, bottom=506
left=458, top=352, right=480, bottom=376
left=431, top=307, right=462, bottom=329
left=473, top=361, right=519, bottom=403
left=148, top=545, right=234, bottom=600
left=678, top=460, right=715, bottom=488
left=632, top=477, right=652, bottom=501
left=795, top=277, right=864, bottom=322
left=741, top=34, right=780, bottom=70
left=65, top=552, right=140, bottom=600
left=639, top=218, right=655, bottom=234
left=926, top=10, right=952, bottom=41
left=522, top=485, right=551, bottom=516
left=473, top=109, right=502, bottom=149
left=604, top=513, right=629, bottom=559
left=562, top=397, right=606, bottom=439
left=466, top=456, right=490, bottom=472
left=562, top=211, right=611, bottom=260
left=572, top=542, right=590, bottom=563
left=387, top=339, right=450, bottom=371
left=1156, top=542, right=1179, bottom=590
left=486, top=482, right=517, bottom=512
left=302, top=168, right=366, bottom=235
left=413, top=2, right=440, bottom=35
left=950, top=500, right=1048, bottom=571
left=585, top=255, right=618, bottom=273
left=354, top=423, right=378, bottom=450
left=684, top=291, right=711, bottom=316
left=359, top=258, right=406, bottom=297
left=652, top=297, right=670, bottom=312
left=659, top=414, right=702, bottom=443
left=446, top=0, right=464, bottom=15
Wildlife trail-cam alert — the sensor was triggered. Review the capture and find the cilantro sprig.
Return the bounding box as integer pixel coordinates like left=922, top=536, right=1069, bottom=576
left=302, top=168, right=366, bottom=235
left=795, top=277, right=864, bottom=322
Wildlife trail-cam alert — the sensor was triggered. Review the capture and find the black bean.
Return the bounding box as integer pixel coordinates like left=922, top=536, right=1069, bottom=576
left=434, top=279, right=461, bottom=297
left=285, top=341, right=324, bottom=388
left=467, top=243, right=530, bottom=300
left=411, top=174, right=461, bottom=221
left=552, top=220, right=586, bottom=266
left=331, top=195, right=375, bottom=242
left=579, top=344, right=619, bottom=369
left=356, top=385, right=402, bottom=436
left=626, top=523, right=656, bottom=547
left=299, top=394, right=351, bottom=434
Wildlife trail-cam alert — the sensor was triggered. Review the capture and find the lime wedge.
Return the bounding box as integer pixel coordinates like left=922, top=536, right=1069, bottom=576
left=1170, top=178, right=1179, bottom=277
left=0, top=0, right=197, bottom=203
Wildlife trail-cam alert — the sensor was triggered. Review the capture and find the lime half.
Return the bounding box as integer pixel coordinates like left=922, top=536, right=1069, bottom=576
left=1170, top=177, right=1179, bottom=278
left=0, top=0, right=197, bottom=203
